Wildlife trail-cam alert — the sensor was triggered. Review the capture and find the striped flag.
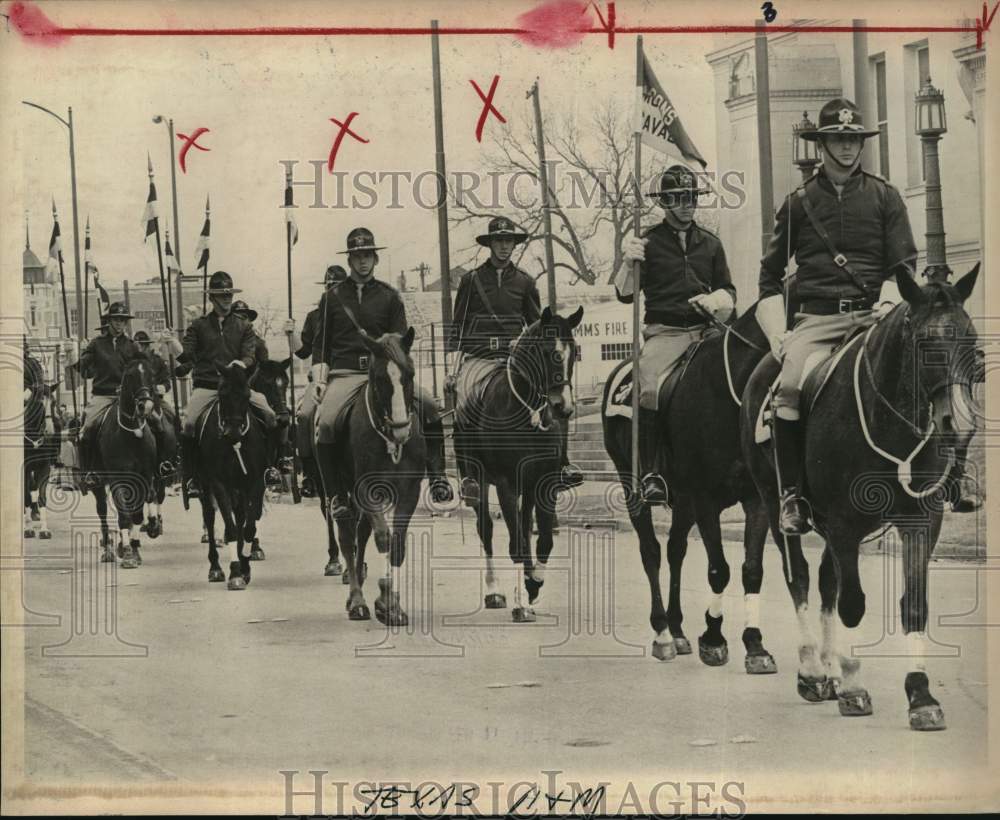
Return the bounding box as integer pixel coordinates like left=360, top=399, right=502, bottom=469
left=194, top=195, right=210, bottom=271
left=142, top=156, right=159, bottom=240
left=47, top=204, right=63, bottom=276
left=284, top=171, right=299, bottom=246
left=85, top=218, right=110, bottom=316
left=164, top=229, right=180, bottom=276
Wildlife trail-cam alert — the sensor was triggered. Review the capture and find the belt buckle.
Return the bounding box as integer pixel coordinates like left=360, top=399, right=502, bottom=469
left=834, top=253, right=848, bottom=267
left=838, top=299, right=852, bottom=313
left=359, top=355, right=369, bottom=370
left=489, top=337, right=500, bottom=351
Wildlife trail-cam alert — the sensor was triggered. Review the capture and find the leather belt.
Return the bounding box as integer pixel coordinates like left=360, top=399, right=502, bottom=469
left=800, top=297, right=875, bottom=315
left=331, top=354, right=370, bottom=372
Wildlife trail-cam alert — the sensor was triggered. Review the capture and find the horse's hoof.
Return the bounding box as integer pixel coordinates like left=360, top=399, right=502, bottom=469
left=909, top=703, right=946, bottom=731
left=348, top=603, right=371, bottom=621
left=797, top=673, right=832, bottom=703
left=120, top=554, right=139, bottom=570
left=341, top=571, right=350, bottom=585
left=324, top=560, right=343, bottom=577
left=698, top=637, right=729, bottom=667
left=484, top=592, right=507, bottom=609
left=201, top=533, right=209, bottom=544
left=249, top=545, right=265, bottom=561
left=826, top=677, right=842, bottom=700
left=227, top=576, right=247, bottom=591
left=24, top=529, right=35, bottom=539
left=673, top=636, right=692, bottom=655
left=133, top=549, right=142, bottom=567
left=39, top=529, right=52, bottom=540
left=208, top=567, right=225, bottom=582
left=745, top=652, right=778, bottom=675
left=837, top=689, right=873, bottom=717
left=100, top=548, right=115, bottom=564
left=145, top=518, right=161, bottom=540
left=375, top=600, right=409, bottom=627
left=652, top=640, right=677, bottom=661
left=116, top=544, right=125, bottom=559
left=512, top=606, right=536, bottom=623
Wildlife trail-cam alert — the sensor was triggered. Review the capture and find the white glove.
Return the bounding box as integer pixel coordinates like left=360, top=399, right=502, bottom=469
left=283, top=318, right=296, bottom=334
left=155, top=384, right=167, bottom=396
left=229, top=359, right=247, bottom=369
left=688, top=289, right=735, bottom=322
left=756, top=294, right=787, bottom=360
left=621, top=235, right=647, bottom=263
left=873, top=278, right=901, bottom=320
left=310, top=363, right=330, bottom=401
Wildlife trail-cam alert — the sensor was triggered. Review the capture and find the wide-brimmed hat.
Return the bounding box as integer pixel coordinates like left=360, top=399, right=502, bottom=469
left=205, top=270, right=242, bottom=295
left=646, top=165, right=711, bottom=200
left=800, top=98, right=879, bottom=141
left=133, top=330, right=152, bottom=344
left=93, top=316, right=109, bottom=331
left=316, top=264, right=348, bottom=286
left=339, top=227, right=386, bottom=255
left=105, top=301, right=134, bottom=320
left=476, top=216, right=530, bottom=248
left=231, top=300, right=258, bottom=321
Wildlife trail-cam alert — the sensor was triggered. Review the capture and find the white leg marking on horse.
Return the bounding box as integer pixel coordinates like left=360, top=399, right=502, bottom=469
left=654, top=628, right=674, bottom=646
left=119, top=527, right=130, bottom=546
left=531, top=563, right=545, bottom=585
left=230, top=539, right=240, bottom=565
left=906, top=631, right=929, bottom=672
left=820, top=609, right=843, bottom=679
left=38, top=504, right=49, bottom=530
left=744, top=594, right=761, bottom=629
left=30, top=490, right=39, bottom=505
left=795, top=604, right=824, bottom=677
left=708, top=592, right=724, bottom=619
left=23, top=509, right=33, bottom=530
left=485, top=554, right=499, bottom=594
left=513, top=565, right=524, bottom=609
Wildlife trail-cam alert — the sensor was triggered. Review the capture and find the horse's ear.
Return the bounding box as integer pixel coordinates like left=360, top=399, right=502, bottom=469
left=401, top=327, right=415, bottom=353
left=953, top=263, right=980, bottom=303
left=895, top=268, right=925, bottom=306
left=279, top=357, right=292, bottom=371
left=541, top=305, right=553, bottom=324
left=567, top=306, right=584, bottom=329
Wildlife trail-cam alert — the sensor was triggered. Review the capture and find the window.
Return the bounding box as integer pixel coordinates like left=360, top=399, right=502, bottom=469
left=905, top=41, right=931, bottom=186
left=30, top=306, right=36, bottom=326
left=601, top=342, right=633, bottom=361
left=872, top=55, right=890, bottom=179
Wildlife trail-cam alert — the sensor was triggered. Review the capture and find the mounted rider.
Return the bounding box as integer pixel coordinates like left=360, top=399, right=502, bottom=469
left=615, top=165, right=737, bottom=505
left=756, top=97, right=918, bottom=535
left=173, top=271, right=279, bottom=500
left=446, top=216, right=584, bottom=505
left=65, top=301, right=142, bottom=488
left=133, top=329, right=179, bottom=474
left=309, top=228, right=453, bottom=518
left=288, top=264, right=348, bottom=497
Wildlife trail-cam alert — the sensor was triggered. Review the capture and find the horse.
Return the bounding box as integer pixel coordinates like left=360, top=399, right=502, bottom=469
left=139, top=392, right=179, bottom=540
left=23, top=352, right=60, bottom=540
left=741, top=265, right=980, bottom=730
left=194, top=362, right=271, bottom=590
left=602, top=302, right=777, bottom=670
left=91, top=355, right=158, bottom=568
left=314, top=328, right=423, bottom=625
left=453, top=306, right=584, bottom=622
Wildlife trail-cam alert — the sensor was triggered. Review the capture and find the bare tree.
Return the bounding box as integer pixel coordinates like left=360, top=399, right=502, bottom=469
left=252, top=294, right=281, bottom=338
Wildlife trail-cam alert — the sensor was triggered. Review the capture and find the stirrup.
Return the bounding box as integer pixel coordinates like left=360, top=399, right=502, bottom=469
left=640, top=473, right=668, bottom=506
left=158, top=460, right=175, bottom=478
left=459, top=477, right=481, bottom=506
left=329, top=495, right=352, bottom=520
left=429, top=476, right=454, bottom=504
left=264, top=467, right=283, bottom=487
left=779, top=489, right=812, bottom=535
left=184, top=478, right=201, bottom=498
left=559, top=464, right=585, bottom=489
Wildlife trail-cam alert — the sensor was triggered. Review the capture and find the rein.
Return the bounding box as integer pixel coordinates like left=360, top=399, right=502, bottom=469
left=216, top=402, right=252, bottom=474
left=364, top=381, right=412, bottom=465
left=117, top=382, right=151, bottom=439
left=853, top=323, right=952, bottom=499
left=505, top=325, right=551, bottom=431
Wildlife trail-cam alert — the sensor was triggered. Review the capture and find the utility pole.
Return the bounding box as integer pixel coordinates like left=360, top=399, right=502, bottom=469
left=411, top=262, right=431, bottom=292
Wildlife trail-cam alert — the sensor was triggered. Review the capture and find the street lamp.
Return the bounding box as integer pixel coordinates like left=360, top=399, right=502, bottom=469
left=914, top=78, right=950, bottom=282
left=22, top=101, right=84, bottom=344
left=792, top=111, right=821, bottom=181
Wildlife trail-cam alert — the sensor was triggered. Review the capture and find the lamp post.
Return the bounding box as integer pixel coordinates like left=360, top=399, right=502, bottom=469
left=914, top=78, right=950, bottom=283
left=22, top=101, right=84, bottom=344
left=792, top=111, right=821, bottom=181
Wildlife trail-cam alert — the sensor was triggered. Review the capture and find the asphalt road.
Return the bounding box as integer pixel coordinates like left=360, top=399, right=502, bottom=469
left=9, top=489, right=993, bottom=812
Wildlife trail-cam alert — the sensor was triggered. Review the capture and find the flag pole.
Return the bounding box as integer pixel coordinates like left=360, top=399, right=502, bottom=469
left=53, top=200, right=79, bottom=428
left=529, top=78, right=558, bottom=311
left=630, top=36, right=644, bottom=501
left=284, top=169, right=302, bottom=504
left=201, top=196, right=211, bottom=314
left=149, top=159, right=185, bottom=503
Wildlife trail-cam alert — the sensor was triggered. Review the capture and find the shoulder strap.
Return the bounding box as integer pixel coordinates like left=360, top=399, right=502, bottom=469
left=471, top=270, right=503, bottom=325
left=796, top=186, right=871, bottom=296
left=326, top=286, right=368, bottom=337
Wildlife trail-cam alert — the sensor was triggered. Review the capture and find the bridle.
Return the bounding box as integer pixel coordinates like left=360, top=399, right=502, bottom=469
left=216, top=398, right=252, bottom=474
left=505, top=324, right=569, bottom=431
left=365, top=360, right=414, bottom=465
left=117, top=369, right=152, bottom=438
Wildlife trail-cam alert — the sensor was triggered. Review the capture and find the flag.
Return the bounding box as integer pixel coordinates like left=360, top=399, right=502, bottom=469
left=47, top=210, right=63, bottom=276
left=85, top=219, right=110, bottom=315
left=142, top=169, right=159, bottom=240
left=195, top=196, right=210, bottom=271
left=284, top=173, right=299, bottom=246
left=635, top=49, right=707, bottom=169
left=164, top=230, right=180, bottom=276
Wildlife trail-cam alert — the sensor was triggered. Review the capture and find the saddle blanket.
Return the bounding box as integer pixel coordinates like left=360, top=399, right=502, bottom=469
left=605, top=361, right=635, bottom=420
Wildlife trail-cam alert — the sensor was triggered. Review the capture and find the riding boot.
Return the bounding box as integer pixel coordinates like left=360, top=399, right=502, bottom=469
left=180, top=433, right=201, bottom=500
left=151, top=423, right=171, bottom=477
left=299, top=454, right=317, bottom=498
left=774, top=417, right=810, bottom=535
left=638, top=408, right=668, bottom=505
left=264, top=428, right=284, bottom=489
left=423, top=418, right=454, bottom=504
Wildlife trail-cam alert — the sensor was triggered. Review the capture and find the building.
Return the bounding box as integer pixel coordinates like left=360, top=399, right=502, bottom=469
left=23, top=224, right=65, bottom=341
left=104, top=276, right=206, bottom=335
left=705, top=23, right=986, bottom=319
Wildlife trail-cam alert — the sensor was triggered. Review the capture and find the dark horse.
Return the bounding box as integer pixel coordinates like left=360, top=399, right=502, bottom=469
left=453, top=306, right=584, bottom=622
left=23, top=350, right=60, bottom=540
left=315, top=328, right=424, bottom=625
left=194, top=362, right=275, bottom=590
left=602, top=303, right=776, bottom=670
left=741, top=265, right=980, bottom=730
left=91, top=356, right=158, bottom=568
left=140, top=391, right=180, bottom=540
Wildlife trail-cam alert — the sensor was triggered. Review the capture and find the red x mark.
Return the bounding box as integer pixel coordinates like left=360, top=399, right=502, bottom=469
left=327, top=112, right=370, bottom=172
left=469, top=75, right=506, bottom=143
left=176, top=127, right=210, bottom=174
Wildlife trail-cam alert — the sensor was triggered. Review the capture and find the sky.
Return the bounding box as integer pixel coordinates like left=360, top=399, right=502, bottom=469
left=6, top=0, right=721, bottom=326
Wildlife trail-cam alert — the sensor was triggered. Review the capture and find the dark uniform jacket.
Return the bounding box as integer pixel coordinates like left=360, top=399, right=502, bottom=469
left=79, top=333, right=140, bottom=396
left=759, top=167, right=917, bottom=303
left=295, top=308, right=319, bottom=360
left=311, top=278, right=407, bottom=371
left=448, top=261, right=541, bottom=359
left=616, top=221, right=736, bottom=327
left=177, top=312, right=256, bottom=389
left=246, top=333, right=269, bottom=378
left=146, top=350, right=171, bottom=391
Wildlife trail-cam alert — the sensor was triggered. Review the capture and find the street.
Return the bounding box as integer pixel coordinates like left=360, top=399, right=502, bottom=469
left=10, top=487, right=993, bottom=811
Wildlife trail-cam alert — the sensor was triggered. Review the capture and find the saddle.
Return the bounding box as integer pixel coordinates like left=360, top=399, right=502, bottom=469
left=604, top=336, right=709, bottom=421
left=195, top=397, right=271, bottom=443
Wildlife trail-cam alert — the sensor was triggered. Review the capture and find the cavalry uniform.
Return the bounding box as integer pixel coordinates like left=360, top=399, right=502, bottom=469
left=756, top=97, right=918, bottom=534
left=614, top=166, right=736, bottom=504
left=78, top=305, right=141, bottom=440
